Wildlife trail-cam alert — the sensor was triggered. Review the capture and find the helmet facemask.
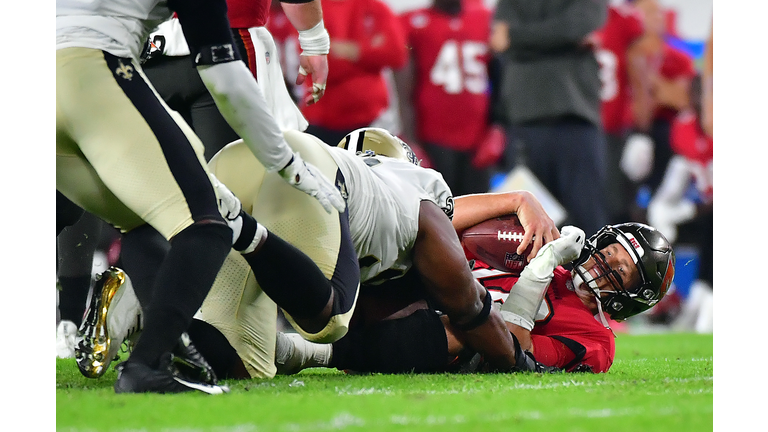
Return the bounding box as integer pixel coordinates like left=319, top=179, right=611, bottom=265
left=571, top=223, right=675, bottom=327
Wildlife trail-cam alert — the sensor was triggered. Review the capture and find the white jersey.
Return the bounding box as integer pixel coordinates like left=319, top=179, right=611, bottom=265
left=57, top=0, right=171, bottom=59
left=326, top=149, right=453, bottom=285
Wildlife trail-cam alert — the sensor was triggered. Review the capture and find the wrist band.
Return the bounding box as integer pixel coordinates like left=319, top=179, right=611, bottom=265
left=298, top=21, right=330, bottom=56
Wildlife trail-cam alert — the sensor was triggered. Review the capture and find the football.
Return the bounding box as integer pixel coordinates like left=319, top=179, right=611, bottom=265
left=461, top=214, right=533, bottom=274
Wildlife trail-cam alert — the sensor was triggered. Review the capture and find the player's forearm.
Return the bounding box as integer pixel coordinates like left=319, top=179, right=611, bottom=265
left=198, top=62, right=293, bottom=172
left=459, top=310, right=518, bottom=370
left=654, top=77, right=691, bottom=111
left=281, top=0, right=323, bottom=31
left=505, top=321, right=533, bottom=352
left=453, top=191, right=532, bottom=233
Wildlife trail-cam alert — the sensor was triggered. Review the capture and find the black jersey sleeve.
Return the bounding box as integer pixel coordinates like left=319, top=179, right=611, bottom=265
left=168, top=0, right=241, bottom=65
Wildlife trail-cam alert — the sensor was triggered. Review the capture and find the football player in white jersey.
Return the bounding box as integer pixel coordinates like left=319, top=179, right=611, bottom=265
left=187, top=128, right=560, bottom=379
left=57, top=0, right=343, bottom=394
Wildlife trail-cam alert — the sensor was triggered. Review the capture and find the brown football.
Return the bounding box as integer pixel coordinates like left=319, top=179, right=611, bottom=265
left=461, top=214, right=533, bottom=274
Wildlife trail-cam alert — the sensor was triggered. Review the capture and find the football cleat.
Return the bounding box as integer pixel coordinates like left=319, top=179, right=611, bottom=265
left=170, top=332, right=218, bottom=386
left=76, top=267, right=143, bottom=379
left=114, top=356, right=229, bottom=395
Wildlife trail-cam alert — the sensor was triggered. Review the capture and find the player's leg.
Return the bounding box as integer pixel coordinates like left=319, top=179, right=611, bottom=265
left=275, top=308, right=452, bottom=375
left=209, top=132, right=360, bottom=343
left=192, top=250, right=278, bottom=379
left=56, top=47, right=231, bottom=393
left=56, top=205, right=104, bottom=358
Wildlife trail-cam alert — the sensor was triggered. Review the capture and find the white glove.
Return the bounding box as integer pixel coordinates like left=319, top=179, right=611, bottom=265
left=647, top=198, right=696, bottom=244
left=528, top=226, right=585, bottom=279
left=501, top=226, right=585, bottom=330
left=210, top=173, right=243, bottom=245
left=278, top=152, right=346, bottom=214
left=620, top=133, right=654, bottom=182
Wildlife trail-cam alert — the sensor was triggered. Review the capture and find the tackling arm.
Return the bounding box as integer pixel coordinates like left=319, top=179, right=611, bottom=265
left=413, top=201, right=518, bottom=371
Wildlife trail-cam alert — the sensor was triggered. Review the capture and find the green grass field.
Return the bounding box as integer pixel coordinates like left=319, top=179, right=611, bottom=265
left=56, top=332, right=712, bottom=432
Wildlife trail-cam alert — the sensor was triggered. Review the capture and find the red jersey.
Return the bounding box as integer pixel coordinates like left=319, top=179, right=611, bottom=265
left=300, top=0, right=408, bottom=130
left=670, top=109, right=713, bottom=203
left=400, top=6, right=492, bottom=151
left=472, top=260, right=615, bottom=373
left=653, top=44, right=696, bottom=122
left=227, top=0, right=269, bottom=29
left=595, top=4, right=645, bottom=135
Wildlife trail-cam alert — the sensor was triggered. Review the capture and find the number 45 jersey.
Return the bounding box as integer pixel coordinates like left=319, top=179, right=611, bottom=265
left=400, top=4, right=492, bottom=151
left=326, top=148, right=453, bottom=286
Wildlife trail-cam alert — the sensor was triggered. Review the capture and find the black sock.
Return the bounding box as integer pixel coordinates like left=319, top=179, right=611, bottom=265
left=57, top=275, right=92, bottom=327
left=120, top=224, right=171, bottom=308
left=186, top=319, right=250, bottom=379
left=129, top=222, right=231, bottom=369
left=330, top=309, right=449, bottom=373
left=242, top=233, right=332, bottom=319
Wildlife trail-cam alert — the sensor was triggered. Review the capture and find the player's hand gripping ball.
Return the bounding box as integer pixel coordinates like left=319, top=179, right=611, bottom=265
left=461, top=214, right=533, bottom=275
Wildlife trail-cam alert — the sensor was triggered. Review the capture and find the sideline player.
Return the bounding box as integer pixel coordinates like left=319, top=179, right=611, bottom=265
left=277, top=222, right=675, bottom=374
left=57, top=0, right=342, bottom=394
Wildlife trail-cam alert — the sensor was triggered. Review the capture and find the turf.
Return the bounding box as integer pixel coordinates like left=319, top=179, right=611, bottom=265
left=56, top=332, right=712, bottom=432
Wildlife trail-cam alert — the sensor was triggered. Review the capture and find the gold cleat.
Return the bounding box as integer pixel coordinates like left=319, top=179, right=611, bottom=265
left=75, top=267, right=143, bottom=379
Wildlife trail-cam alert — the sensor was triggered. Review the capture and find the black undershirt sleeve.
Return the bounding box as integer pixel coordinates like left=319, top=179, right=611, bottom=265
left=168, top=0, right=241, bottom=65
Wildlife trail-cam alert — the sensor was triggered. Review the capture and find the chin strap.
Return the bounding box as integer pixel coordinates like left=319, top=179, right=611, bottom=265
left=593, top=297, right=617, bottom=339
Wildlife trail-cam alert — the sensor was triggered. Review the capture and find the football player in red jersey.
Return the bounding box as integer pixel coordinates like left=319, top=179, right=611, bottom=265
left=395, top=0, right=498, bottom=196
left=625, top=0, right=697, bottom=195
left=595, top=1, right=655, bottom=223
left=277, top=221, right=674, bottom=374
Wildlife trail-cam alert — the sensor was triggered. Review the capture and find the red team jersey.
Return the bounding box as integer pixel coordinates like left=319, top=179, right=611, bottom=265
left=472, top=259, right=616, bottom=373
left=399, top=6, right=492, bottom=151
left=595, top=4, right=645, bottom=135
left=653, top=44, right=697, bottom=122
left=227, top=0, right=269, bottom=29
left=670, top=110, right=713, bottom=203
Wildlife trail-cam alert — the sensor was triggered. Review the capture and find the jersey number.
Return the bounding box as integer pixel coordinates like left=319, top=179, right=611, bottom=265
left=596, top=49, right=618, bottom=101
left=430, top=40, right=488, bottom=95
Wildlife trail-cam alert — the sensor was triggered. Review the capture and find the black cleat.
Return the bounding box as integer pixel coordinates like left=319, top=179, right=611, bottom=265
left=114, top=357, right=229, bottom=395
left=170, top=333, right=218, bottom=385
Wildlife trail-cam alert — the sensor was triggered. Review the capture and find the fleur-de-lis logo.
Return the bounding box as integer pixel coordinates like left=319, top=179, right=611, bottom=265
left=115, top=61, right=134, bottom=81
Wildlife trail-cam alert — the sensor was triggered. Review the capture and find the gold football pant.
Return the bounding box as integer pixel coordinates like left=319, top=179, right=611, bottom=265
left=199, top=131, right=360, bottom=378
left=56, top=47, right=219, bottom=238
